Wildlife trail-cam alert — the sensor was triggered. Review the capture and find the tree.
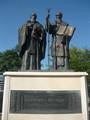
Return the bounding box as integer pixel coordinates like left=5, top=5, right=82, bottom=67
left=70, top=47, right=90, bottom=83
left=0, top=46, right=90, bottom=83
left=0, top=49, right=21, bottom=72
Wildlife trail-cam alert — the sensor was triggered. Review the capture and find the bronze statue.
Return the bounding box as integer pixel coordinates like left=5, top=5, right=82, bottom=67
left=19, top=13, right=46, bottom=70
left=45, top=11, right=75, bottom=70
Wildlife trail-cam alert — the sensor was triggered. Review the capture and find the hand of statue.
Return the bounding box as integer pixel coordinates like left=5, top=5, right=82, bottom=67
left=31, top=30, right=36, bottom=38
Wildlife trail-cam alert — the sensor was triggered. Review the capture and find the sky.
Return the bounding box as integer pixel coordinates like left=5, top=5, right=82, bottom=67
left=0, top=0, right=90, bottom=68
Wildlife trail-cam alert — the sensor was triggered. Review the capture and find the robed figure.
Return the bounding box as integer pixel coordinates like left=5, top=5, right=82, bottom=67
left=19, top=13, right=46, bottom=70
left=45, top=11, right=75, bottom=70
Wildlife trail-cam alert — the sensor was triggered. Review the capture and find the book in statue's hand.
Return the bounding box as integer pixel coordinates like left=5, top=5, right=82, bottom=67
left=57, top=25, right=75, bottom=37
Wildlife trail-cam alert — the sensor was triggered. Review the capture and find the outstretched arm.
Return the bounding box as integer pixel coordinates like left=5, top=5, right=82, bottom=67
left=45, top=14, right=54, bottom=34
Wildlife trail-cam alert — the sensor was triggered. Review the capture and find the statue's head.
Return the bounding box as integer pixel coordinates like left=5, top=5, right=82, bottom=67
left=56, top=11, right=63, bottom=19
left=30, top=12, right=37, bottom=22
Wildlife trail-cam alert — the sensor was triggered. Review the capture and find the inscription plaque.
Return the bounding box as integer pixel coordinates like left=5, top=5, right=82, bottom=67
left=10, top=90, right=82, bottom=114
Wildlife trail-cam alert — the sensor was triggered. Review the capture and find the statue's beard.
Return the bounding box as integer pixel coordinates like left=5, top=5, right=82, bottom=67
left=56, top=19, right=62, bottom=24
left=31, top=18, right=36, bottom=23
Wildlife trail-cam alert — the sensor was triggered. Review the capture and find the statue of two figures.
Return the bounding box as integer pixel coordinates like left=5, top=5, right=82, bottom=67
left=19, top=11, right=75, bottom=71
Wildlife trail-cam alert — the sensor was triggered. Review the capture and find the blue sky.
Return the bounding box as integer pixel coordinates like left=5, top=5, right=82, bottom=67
left=0, top=0, right=90, bottom=51
left=0, top=0, right=90, bottom=68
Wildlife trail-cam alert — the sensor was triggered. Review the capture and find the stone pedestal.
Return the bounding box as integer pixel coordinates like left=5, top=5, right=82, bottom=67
left=2, top=72, right=88, bottom=120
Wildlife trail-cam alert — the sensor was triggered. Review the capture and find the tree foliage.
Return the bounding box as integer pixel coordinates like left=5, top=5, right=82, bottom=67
left=70, top=47, right=90, bottom=84
left=0, top=46, right=90, bottom=84
left=0, top=48, right=21, bottom=72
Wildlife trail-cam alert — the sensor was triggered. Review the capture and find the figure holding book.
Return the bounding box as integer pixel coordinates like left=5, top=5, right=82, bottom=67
left=45, top=11, right=75, bottom=70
